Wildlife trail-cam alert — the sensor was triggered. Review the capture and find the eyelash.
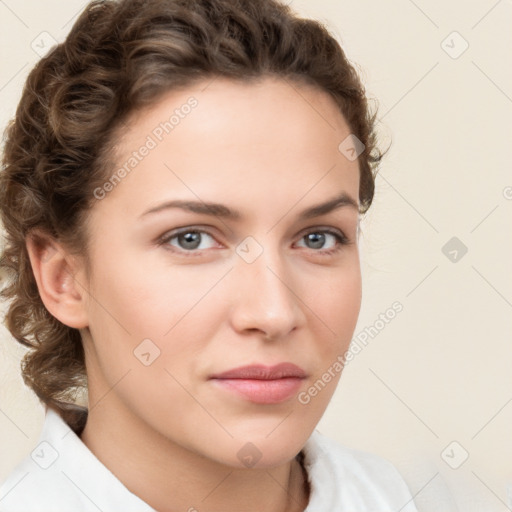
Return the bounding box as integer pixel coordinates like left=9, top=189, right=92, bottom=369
left=157, top=226, right=351, bottom=257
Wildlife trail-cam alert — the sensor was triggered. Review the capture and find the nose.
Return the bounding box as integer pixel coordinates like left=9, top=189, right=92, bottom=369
left=228, top=246, right=306, bottom=341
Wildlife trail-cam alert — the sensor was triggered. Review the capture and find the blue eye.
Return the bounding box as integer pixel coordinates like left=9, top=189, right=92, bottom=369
left=296, top=230, right=348, bottom=254
left=161, top=229, right=217, bottom=252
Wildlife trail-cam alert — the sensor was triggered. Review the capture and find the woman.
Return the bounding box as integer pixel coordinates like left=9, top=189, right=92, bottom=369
left=0, top=0, right=418, bottom=510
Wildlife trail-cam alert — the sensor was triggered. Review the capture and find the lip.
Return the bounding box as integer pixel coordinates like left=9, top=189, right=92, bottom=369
left=209, top=363, right=307, bottom=404
left=209, top=363, right=307, bottom=380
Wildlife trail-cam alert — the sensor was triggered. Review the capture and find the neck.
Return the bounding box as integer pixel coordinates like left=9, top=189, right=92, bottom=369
left=80, top=400, right=310, bottom=512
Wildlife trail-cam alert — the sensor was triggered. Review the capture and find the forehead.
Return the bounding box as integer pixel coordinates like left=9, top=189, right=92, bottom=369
left=116, top=75, right=352, bottom=158
left=97, top=76, right=360, bottom=219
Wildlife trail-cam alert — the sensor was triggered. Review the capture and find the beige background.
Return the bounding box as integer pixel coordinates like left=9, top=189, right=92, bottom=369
left=1, top=1, right=511, bottom=510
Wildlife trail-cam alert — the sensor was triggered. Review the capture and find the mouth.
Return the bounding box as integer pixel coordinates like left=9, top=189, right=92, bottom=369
left=208, top=363, right=307, bottom=404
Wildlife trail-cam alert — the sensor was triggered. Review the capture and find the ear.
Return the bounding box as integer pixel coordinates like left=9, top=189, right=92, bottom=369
left=25, top=230, right=89, bottom=329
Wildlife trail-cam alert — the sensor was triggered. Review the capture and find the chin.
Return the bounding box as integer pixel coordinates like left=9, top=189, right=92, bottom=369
left=220, top=427, right=313, bottom=470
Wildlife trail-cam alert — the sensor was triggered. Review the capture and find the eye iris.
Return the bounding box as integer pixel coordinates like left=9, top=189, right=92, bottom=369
left=179, top=232, right=201, bottom=250
left=306, top=232, right=326, bottom=249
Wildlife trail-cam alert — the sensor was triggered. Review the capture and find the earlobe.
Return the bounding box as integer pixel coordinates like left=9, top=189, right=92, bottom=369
left=25, top=231, right=89, bottom=329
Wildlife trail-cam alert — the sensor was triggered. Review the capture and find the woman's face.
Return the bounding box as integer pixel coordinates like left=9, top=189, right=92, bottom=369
left=80, top=76, right=362, bottom=467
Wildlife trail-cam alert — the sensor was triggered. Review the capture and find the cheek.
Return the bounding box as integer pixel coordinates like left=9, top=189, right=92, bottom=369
left=85, top=252, right=228, bottom=378
left=295, top=267, right=361, bottom=418
left=335, top=269, right=362, bottom=333
left=88, top=246, right=221, bottom=333
left=309, top=261, right=362, bottom=339
left=304, top=267, right=362, bottom=394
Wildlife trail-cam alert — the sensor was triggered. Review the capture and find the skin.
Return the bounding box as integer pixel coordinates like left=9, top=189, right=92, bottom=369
left=26, top=76, right=362, bottom=512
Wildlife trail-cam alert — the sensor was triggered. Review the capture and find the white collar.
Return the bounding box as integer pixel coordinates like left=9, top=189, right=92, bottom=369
left=0, top=407, right=417, bottom=511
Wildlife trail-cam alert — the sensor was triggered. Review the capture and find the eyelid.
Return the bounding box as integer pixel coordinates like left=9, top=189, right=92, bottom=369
left=158, top=226, right=347, bottom=243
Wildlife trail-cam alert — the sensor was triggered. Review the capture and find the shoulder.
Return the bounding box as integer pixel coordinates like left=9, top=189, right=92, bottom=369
left=0, top=442, right=85, bottom=512
left=0, top=408, right=154, bottom=512
left=302, top=430, right=418, bottom=512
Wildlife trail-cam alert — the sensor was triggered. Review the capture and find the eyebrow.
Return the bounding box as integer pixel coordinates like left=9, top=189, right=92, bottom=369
left=139, top=192, right=359, bottom=221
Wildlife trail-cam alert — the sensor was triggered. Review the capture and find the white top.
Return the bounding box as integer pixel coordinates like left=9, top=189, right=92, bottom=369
left=0, top=408, right=418, bottom=512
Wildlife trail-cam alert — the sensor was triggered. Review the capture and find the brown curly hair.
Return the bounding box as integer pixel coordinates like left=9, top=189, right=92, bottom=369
left=0, top=0, right=384, bottom=432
